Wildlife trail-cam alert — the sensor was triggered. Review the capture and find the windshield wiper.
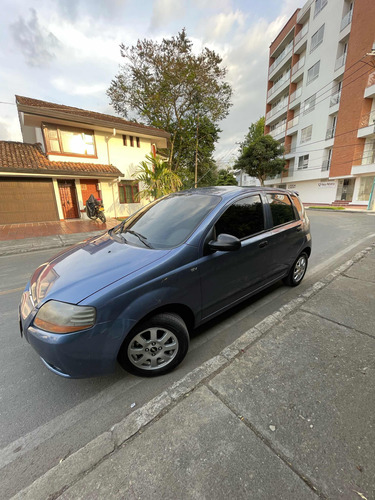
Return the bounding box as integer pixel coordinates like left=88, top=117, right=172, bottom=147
left=124, top=229, right=153, bottom=249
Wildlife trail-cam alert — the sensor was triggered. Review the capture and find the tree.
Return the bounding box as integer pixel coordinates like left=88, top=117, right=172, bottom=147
left=133, top=155, right=182, bottom=200
left=234, top=135, right=286, bottom=186
left=107, top=30, right=232, bottom=172
left=239, top=117, right=265, bottom=152
left=217, top=169, right=238, bottom=186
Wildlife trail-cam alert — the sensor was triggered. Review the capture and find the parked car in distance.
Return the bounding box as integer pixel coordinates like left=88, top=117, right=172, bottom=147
left=19, top=187, right=311, bottom=378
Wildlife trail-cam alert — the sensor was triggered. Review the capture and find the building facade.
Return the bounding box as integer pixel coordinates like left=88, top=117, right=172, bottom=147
left=0, top=96, right=169, bottom=224
left=264, top=0, right=375, bottom=207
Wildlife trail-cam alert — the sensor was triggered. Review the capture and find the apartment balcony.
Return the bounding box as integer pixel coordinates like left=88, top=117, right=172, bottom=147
left=326, top=127, right=336, bottom=140
left=267, top=71, right=291, bottom=102
left=334, top=53, right=347, bottom=74
left=351, top=152, right=375, bottom=175
left=294, top=24, right=309, bottom=53
left=289, top=87, right=302, bottom=108
left=329, top=90, right=341, bottom=114
left=265, top=102, right=288, bottom=125
left=296, top=0, right=313, bottom=23
left=321, top=159, right=331, bottom=172
left=286, top=115, right=299, bottom=135
left=269, top=41, right=293, bottom=79
left=357, top=111, right=375, bottom=138
left=340, top=9, right=353, bottom=31
left=364, top=72, right=375, bottom=98
left=269, top=123, right=286, bottom=140
left=283, top=144, right=296, bottom=159
left=291, top=56, right=305, bottom=83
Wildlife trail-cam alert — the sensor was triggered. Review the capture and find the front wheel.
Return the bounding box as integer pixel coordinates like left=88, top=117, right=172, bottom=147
left=98, top=212, right=106, bottom=223
left=283, top=252, right=308, bottom=287
left=118, top=313, right=190, bottom=377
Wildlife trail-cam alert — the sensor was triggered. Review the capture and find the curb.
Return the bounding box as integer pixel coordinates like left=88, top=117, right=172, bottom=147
left=12, top=243, right=375, bottom=500
left=306, top=207, right=375, bottom=214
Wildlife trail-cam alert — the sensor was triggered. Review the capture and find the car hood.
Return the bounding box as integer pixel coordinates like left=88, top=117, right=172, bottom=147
left=31, top=232, right=170, bottom=305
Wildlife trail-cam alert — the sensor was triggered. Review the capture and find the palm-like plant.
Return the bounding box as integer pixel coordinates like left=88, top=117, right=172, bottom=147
left=133, top=154, right=182, bottom=200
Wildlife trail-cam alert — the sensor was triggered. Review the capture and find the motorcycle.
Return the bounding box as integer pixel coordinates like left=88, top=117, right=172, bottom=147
left=86, top=194, right=106, bottom=223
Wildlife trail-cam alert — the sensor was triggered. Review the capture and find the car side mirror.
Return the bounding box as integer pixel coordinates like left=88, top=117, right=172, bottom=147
left=208, top=233, right=241, bottom=252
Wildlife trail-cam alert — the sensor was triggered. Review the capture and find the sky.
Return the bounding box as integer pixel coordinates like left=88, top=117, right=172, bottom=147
left=0, top=0, right=302, bottom=166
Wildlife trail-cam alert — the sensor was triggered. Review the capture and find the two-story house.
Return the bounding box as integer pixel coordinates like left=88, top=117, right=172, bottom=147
left=0, top=96, right=169, bottom=224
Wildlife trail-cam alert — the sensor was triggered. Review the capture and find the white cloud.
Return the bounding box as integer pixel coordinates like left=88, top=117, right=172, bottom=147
left=149, top=0, right=186, bottom=31
left=206, top=10, right=247, bottom=39
left=51, top=78, right=107, bottom=96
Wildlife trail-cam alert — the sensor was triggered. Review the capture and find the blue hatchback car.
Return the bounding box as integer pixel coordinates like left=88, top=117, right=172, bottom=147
left=20, top=187, right=311, bottom=378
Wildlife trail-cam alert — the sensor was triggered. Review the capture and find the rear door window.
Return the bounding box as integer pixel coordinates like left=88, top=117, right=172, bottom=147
left=266, top=193, right=296, bottom=227
left=290, top=194, right=305, bottom=219
left=215, top=195, right=264, bottom=239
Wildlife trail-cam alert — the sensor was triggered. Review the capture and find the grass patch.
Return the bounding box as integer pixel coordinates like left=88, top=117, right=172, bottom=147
left=307, top=206, right=345, bottom=210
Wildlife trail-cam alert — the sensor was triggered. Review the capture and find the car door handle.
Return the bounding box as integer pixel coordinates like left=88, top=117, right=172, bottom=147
left=296, top=225, right=302, bottom=232
left=259, top=241, right=268, bottom=248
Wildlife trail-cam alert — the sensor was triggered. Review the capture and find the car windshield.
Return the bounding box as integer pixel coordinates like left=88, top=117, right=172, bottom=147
left=113, top=193, right=220, bottom=249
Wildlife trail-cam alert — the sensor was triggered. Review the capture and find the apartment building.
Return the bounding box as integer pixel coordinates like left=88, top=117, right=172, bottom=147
left=264, top=0, right=375, bottom=207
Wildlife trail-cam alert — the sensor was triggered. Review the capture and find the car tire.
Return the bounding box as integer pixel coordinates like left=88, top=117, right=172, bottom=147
left=283, top=252, right=308, bottom=287
left=118, top=313, right=190, bottom=377
left=98, top=212, right=106, bottom=223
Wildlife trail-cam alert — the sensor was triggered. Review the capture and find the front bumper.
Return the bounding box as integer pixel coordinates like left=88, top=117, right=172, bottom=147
left=19, top=290, right=135, bottom=378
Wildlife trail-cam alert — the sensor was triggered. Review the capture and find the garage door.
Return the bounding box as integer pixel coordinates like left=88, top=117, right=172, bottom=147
left=0, top=177, right=59, bottom=224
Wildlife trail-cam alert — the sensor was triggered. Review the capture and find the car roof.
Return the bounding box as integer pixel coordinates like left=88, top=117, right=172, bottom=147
left=173, top=186, right=297, bottom=202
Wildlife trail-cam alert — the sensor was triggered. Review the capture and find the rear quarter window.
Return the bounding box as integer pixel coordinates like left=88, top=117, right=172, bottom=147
left=267, top=193, right=296, bottom=226
left=290, top=194, right=305, bottom=219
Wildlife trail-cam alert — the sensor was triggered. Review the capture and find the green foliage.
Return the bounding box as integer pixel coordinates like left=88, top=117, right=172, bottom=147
left=133, top=155, right=182, bottom=200
left=239, top=117, right=265, bottom=152
left=234, top=134, right=286, bottom=186
left=216, top=169, right=238, bottom=186
left=107, top=29, right=232, bottom=174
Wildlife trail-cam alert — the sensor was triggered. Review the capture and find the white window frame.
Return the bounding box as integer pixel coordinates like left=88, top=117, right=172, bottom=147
left=303, top=94, right=316, bottom=115
left=307, top=61, right=320, bottom=84
left=314, top=0, right=328, bottom=17
left=301, top=125, right=313, bottom=143
left=298, top=154, right=309, bottom=170
left=310, top=25, right=325, bottom=52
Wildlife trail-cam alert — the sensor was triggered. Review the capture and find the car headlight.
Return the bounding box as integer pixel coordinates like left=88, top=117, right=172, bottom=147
left=34, top=300, right=96, bottom=334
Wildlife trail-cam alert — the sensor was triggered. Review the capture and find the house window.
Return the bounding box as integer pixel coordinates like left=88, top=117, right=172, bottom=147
left=303, top=94, right=316, bottom=114
left=298, top=154, right=309, bottom=169
left=43, top=124, right=96, bottom=157
left=307, top=61, right=320, bottom=84
left=123, top=135, right=127, bottom=146
left=129, top=136, right=134, bottom=147
left=314, top=0, right=327, bottom=17
left=358, top=176, right=375, bottom=201
left=310, top=25, right=324, bottom=52
left=118, top=182, right=139, bottom=203
left=136, top=137, right=140, bottom=148
left=301, top=125, right=313, bottom=143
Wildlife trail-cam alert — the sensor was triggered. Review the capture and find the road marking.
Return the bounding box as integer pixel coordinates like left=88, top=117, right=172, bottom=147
left=0, top=286, right=24, bottom=296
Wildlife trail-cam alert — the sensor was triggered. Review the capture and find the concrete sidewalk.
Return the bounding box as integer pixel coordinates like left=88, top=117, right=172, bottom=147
left=13, top=244, right=375, bottom=500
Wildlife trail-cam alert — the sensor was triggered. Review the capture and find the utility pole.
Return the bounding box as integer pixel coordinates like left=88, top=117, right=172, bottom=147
left=194, top=111, right=199, bottom=188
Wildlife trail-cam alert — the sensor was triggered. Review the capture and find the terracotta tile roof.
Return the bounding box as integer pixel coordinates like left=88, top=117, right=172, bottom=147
left=16, top=95, right=170, bottom=138
left=0, top=141, right=123, bottom=177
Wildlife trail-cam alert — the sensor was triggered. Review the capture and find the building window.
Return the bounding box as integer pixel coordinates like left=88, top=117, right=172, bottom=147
left=136, top=137, right=140, bottom=148
left=301, top=125, right=313, bottom=143
left=298, top=155, right=309, bottom=169
left=314, top=0, right=327, bottom=17
left=307, top=61, right=320, bottom=84
left=310, top=25, right=324, bottom=52
left=43, top=124, right=96, bottom=157
left=118, top=182, right=139, bottom=203
left=357, top=176, right=375, bottom=201
left=129, top=136, right=134, bottom=147
left=303, top=94, right=316, bottom=114
left=123, top=135, right=127, bottom=146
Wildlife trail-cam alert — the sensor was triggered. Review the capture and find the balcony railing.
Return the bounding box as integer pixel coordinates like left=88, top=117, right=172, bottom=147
left=321, top=159, right=331, bottom=171
left=359, top=110, right=375, bottom=128
left=269, top=123, right=286, bottom=138
left=290, top=87, right=302, bottom=104
left=335, top=53, right=347, bottom=71
left=362, top=148, right=375, bottom=165
left=295, top=24, right=309, bottom=45
left=269, top=41, right=293, bottom=75
left=297, top=0, right=313, bottom=23
left=292, top=56, right=305, bottom=76
left=329, top=90, right=341, bottom=107
left=266, top=101, right=288, bottom=121
left=287, top=115, right=299, bottom=129
left=326, top=127, right=336, bottom=140
left=267, top=71, right=291, bottom=99
left=340, top=9, right=353, bottom=31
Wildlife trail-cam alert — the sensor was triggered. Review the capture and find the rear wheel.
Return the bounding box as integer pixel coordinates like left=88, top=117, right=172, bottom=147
left=98, top=212, right=106, bottom=223
left=118, top=313, right=189, bottom=377
left=283, top=252, right=308, bottom=287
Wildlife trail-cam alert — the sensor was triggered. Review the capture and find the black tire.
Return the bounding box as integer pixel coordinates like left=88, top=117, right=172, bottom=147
left=118, top=313, right=190, bottom=377
left=98, top=212, right=106, bottom=223
left=283, top=252, right=308, bottom=287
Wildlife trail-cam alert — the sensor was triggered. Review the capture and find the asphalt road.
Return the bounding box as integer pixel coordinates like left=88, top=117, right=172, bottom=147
left=1, top=211, right=375, bottom=498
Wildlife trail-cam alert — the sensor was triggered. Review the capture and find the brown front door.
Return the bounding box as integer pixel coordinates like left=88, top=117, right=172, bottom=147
left=58, top=180, right=79, bottom=219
